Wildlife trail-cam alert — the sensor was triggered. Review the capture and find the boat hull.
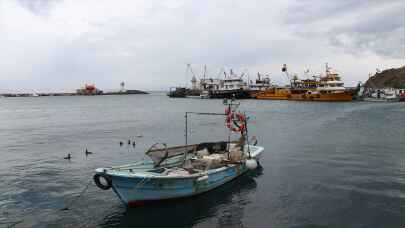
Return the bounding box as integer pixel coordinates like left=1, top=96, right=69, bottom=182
left=208, top=90, right=251, bottom=99
left=255, top=88, right=353, bottom=101
left=289, top=92, right=353, bottom=101
left=363, top=97, right=400, bottom=102
left=110, top=164, right=251, bottom=206
left=98, top=145, right=263, bottom=206
left=254, top=88, right=290, bottom=100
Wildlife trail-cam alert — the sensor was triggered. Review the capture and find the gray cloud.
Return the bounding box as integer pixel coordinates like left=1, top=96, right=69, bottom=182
left=285, top=0, right=405, bottom=58
left=17, top=0, right=60, bottom=16
left=0, top=0, right=404, bottom=92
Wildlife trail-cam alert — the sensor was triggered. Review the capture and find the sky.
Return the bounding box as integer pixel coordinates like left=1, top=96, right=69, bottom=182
left=0, top=0, right=404, bottom=92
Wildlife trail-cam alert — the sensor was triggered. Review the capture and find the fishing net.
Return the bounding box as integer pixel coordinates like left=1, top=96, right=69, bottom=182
left=145, top=143, right=196, bottom=167
left=145, top=141, right=229, bottom=167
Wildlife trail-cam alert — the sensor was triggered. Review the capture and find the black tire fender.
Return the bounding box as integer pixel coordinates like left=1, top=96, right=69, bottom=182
left=93, top=173, right=112, bottom=190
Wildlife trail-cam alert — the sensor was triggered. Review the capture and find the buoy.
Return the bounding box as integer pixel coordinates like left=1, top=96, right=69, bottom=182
left=245, top=159, right=258, bottom=170
left=119, top=141, right=123, bottom=146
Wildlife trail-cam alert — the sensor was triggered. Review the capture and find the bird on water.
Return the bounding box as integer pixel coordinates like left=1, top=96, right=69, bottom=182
left=85, top=148, right=93, bottom=156
left=64, top=153, right=71, bottom=160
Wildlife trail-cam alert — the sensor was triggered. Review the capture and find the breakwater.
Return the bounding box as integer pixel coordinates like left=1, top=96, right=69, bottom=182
left=0, top=90, right=148, bottom=97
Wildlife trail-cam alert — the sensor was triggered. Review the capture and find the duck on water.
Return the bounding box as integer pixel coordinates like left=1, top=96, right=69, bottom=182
left=93, top=101, right=264, bottom=207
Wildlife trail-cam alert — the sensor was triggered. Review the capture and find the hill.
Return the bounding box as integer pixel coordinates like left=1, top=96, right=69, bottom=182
left=364, top=66, right=405, bottom=88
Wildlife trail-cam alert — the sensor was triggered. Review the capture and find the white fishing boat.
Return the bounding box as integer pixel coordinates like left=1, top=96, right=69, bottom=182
left=363, top=88, right=400, bottom=102
left=248, top=73, right=272, bottom=91
left=208, top=70, right=250, bottom=99
left=94, top=101, right=263, bottom=206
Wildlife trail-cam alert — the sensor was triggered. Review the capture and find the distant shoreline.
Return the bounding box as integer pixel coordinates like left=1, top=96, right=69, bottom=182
left=0, top=90, right=149, bottom=97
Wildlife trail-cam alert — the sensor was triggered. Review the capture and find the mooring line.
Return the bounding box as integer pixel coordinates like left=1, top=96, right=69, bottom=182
left=1, top=177, right=100, bottom=228
left=0, top=220, right=22, bottom=228
left=61, top=180, right=93, bottom=211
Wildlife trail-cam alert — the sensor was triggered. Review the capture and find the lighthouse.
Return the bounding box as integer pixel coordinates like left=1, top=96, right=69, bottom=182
left=120, top=82, right=126, bottom=92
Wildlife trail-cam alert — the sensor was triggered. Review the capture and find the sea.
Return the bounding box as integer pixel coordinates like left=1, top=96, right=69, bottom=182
left=1, top=93, right=405, bottom=228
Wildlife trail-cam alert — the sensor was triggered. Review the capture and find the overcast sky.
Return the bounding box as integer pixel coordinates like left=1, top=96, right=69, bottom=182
left=0, top=0, right=404, bottom=92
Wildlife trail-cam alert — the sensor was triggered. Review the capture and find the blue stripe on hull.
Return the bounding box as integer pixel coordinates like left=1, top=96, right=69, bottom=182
left=111, top=164, right=248, bottom=205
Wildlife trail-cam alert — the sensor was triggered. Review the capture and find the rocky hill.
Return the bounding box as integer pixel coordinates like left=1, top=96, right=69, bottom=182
left=364, top=66, right=405, bottom=88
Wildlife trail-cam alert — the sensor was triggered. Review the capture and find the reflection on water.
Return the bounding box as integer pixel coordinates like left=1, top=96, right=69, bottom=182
left=100, top=167, right=263, bottom=228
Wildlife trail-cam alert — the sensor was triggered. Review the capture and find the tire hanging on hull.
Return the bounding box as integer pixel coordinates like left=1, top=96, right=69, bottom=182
left=94, top=173, right=112, bottom=190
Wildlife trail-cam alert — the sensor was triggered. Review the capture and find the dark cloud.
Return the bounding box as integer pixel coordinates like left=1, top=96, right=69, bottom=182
left=285, top=0, right=405, bottom=58
left=285, top=0, right=379, bottom=24
left=17, top=0, right=60, bottom=16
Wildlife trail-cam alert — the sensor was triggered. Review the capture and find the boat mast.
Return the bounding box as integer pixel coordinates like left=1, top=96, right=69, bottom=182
left=185, top=112, right=188, bottom=147
left=244, top=111, right=251, bottom=158
left=227, top=102, right=231, bottom=158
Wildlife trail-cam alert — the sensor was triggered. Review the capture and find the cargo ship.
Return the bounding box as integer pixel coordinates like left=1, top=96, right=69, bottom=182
left=255, top=64, right=353, bottom=102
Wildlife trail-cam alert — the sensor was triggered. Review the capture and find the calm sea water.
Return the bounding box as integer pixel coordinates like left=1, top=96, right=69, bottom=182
left=1, top=93, right=405, bottom=228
